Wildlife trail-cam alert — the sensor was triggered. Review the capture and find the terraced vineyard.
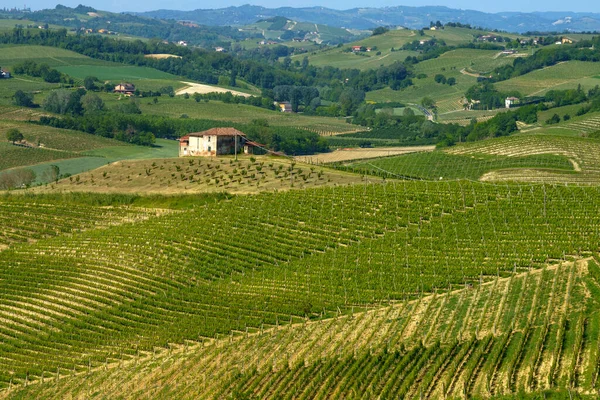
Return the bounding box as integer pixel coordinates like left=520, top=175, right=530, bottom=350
left=340, top=134, right=600, bottom=183
left=3, top=178, right=600, bottom=398
left=563, top=113, right=600, bottom=134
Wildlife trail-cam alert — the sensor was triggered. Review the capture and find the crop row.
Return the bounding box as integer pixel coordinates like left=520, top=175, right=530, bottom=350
left=3, top=254, right=595, bottom=398
left=0, top=181, right=599, bottom=388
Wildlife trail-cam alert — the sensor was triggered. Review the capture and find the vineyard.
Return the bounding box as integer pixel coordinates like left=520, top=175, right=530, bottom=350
left=33, top=156, right=372, bottom=194
left=338, top=134, right=600, bottom=183
left=2, top=177, right=600, bottom=397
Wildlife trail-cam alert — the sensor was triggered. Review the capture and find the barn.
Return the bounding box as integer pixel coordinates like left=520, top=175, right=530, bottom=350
left=179, top=127, right=254, bottom=157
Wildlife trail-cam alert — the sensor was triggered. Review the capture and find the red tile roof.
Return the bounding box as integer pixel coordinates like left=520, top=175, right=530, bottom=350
left=187, top=127, right=246, bottom=137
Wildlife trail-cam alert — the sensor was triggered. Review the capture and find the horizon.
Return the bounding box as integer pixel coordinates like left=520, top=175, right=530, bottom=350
left=11, top=1, right=600, bottom=15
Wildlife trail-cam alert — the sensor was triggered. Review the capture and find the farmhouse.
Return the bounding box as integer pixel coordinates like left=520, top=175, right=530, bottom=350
left=278, top=101, right=293, bottom=113
left=505, top=96, right=520, bottom=108
left=351, top=46, right=363, bottom=52
left=179, top=127, right=252, bottom=157
left=114, top=83, right=135, bottom=95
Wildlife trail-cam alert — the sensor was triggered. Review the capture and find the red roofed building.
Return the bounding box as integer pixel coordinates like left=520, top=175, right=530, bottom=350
left=179, top=127, right=248, bottom=157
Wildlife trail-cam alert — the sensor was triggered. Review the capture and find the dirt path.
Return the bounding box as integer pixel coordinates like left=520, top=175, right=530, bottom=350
left=569, top=159, right=582, bottom=172
left=175, top=82, right=252, bottom=97
left=460, top=68, right=481, bottom=78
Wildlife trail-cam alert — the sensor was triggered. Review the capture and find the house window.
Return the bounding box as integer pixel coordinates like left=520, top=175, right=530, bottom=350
left=208, top=146, right=212, bottom=152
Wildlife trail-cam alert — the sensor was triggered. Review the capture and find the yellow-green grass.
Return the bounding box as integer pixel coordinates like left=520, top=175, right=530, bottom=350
left=0, top=105, right=51, bottom=121
left=0, top=76, right=59, bottom=105
left=495, top=61, right=600, bottom=97
left=297, top=28, right=420, bottom=70
left=416, top=48, right=514, bottom=75
left=130, top=95, right=357, bottom=133
left=297, top=27, right=519, bottom=71
left=367, top=73, right=477, bottom=114
left=1, top=137, right=178, bottom=184
left=0, top=19, right=65, bottom=31
left=0, top=45, right=106, bottom=69
left=366, top=48, right=518, bottom=112
left=537, top=103, right=589, bottom=127
left=0, top=45, right=185, bottom=93
left=0, top=120, right=124, bottom=153
left=438, top=109, right=507, bottom=125
left=0, top=141, right=80, bottom=172
left=33, top=155, right=374, bottom=195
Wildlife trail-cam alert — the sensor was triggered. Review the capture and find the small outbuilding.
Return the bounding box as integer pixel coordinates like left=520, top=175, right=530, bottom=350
left=114, top=83, right=135, bottom=95
left=505, top=97, right=520, bottom=109
left=278, top=102, right=293, bottom=113
left=179, top=127, right=249, bottom=157
left=0, top=69, right=10, bottom=79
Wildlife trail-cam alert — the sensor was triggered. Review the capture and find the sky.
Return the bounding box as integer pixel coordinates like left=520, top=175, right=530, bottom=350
left=15, top=0, right=600, bottom=14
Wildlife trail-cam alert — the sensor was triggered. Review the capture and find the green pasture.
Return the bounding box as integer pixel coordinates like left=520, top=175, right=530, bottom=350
left=0, top=120, right=124, bottom=152
left=132, top=95, right=354, bottom=132
left=495, top=61, right=600, bottom=97
left=55, top=65, right=177, bottom=81
left=0, top=45, right=105, bottom=68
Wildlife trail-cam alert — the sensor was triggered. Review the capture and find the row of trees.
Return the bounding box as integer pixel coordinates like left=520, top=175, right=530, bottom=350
left=11, top=60, right=67, bottom=83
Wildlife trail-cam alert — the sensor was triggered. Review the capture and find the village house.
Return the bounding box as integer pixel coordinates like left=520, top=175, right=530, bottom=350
left=0, top=69, right=11, bottom=79
left=278, top=101, right=293, bottom=113
left=215, top=47, right=225, bottom=52
left=505, top=96, right=519, bottom=108
left=562, top=37, right=574, bottom=44
left=179, top=127, right=256, bottom=157
left=114, top=83, right=135, bottom=95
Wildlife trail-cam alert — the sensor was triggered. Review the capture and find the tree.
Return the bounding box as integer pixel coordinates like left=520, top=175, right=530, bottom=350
left=434, top=74, right=447, bottom=84
left=13, top=90, right=34, bottom=107
left=372, top=27, right=389, bottom=36
left=403, top=107, right=415, bottom=116
left=546, top=113, right=561, bottom=124
left=6, top=128, right=24, bottom=144
left=81, top=93, right=104, bottom=114
left=446, top=77, right=456, bottom=86
left=83, top=76, right=98, bottom=91
left=421, top=97, right=436, bottom=109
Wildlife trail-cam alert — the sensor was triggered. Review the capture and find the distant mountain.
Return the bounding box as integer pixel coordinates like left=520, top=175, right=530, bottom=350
left=133, top=5, right=600, bottom=33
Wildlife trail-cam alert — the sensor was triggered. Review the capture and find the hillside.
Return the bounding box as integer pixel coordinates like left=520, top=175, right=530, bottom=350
left=2, top=175, right=600, bottom=398
left=240, top=16, right=366, bottom=45
left=135, top=5, right=600, bottom=33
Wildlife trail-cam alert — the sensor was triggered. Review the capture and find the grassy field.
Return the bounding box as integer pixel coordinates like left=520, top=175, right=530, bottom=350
left=365, top=48, right=520, bottom=113
left=0, top=45, right=185, bottom=96
left=297, top=27, right=519, bottom=72
left=495, top=61, right=600, bottom=97
left=131, top=95, right=361, bottom=133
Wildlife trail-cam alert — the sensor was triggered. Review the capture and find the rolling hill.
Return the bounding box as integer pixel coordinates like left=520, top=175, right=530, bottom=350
left=135, top=5, right=600, bottom=33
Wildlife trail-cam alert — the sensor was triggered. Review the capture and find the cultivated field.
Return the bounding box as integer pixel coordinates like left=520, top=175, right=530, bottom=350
left=32, top=156, right=374, bottom=194
left=296, top=145, right=435, bottom=164
left=1, top=179, right=600, bottom=398
left=495, top=61, right=600, bottom=97
left=175, top=81, right=253, bottom=97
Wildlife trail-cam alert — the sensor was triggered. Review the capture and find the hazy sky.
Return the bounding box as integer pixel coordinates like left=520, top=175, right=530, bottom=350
left=17, top=0, right=599, bottom=14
